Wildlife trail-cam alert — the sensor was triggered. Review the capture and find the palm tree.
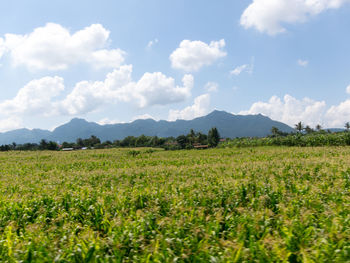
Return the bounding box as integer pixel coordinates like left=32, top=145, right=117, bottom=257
left=315, top=124, right=322, bottom=131
left=208, top=127, right=220, bottom=147
left=305, top=125, right=314, bottom=134
left=188, top=129, right=196, bottom=144
left=295, top=122, right=304, bottom=133
left=271, top=126, right=280, bottom=137
left=345, top=122, right=350, bottom=132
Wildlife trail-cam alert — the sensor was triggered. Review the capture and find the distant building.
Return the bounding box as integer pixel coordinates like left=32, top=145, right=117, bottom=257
left=62, top=148, right=74, bottom=151
left=194, top=144, right=208, bottom=149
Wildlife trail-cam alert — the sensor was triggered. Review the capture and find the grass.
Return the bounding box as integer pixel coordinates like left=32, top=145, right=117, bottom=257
left=0, top=147, right=349, bottom=262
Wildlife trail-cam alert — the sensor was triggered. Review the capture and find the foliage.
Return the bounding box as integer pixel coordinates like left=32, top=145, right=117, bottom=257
left=221, top=131, right=350, bottom=148
left=0, top=147, right=348, bottom=261
left=39, top=139, right=59, bottom=150
left=76, top=135, right=101, bottom=148
left=295, top=121, right=304, bottom=133
left=208, top=127, right=220, bottom=147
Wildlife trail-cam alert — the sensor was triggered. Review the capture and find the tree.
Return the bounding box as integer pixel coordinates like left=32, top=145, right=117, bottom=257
left=0, top=145, right=10, bottom=151
left=39, top=139, right=48, bottom=150
left=62, top=141, right=74, bottom=148
left=197, top=132, right=208, bottom=145
left=305, top=125, right=314, bottom=134
left=176, top=135, right=188, bottom=149
left=315, top=124, right=322, bottom=132
left=87, top=135, right=101, bottom=146
left=187, top=129, right=196, bottom=145
left=135, top=135, right=148, bottom=147
left=47, top=141, right=59, bottom=151
left=345, top=122, right=350, bottom=132
left=150, top=136, right=160, bottom=147
left=120, top=136, right=136, bottom=147
left=76, top=138, right=84, bottom=147
left=271, top=126, right=280, bottom=137
left=208, top=127, right=220, bottom=147
left=295, top=122, right=304, bottom=133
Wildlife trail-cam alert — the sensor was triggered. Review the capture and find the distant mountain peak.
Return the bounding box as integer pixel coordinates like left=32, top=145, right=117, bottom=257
left=131, top=118, right=156, bottom=123
left=208, top=109, right=230, bottom=115
left=0, top=111, right=294, bottom=144
left=204, top=110, right=235, bottom=120
left=68, top=118, right=89, bottom=124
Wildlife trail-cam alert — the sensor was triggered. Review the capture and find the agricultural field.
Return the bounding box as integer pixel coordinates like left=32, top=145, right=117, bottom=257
left=0, top=147, right=349, bottom=262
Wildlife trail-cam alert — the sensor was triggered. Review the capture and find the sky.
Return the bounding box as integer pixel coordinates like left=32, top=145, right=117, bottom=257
left=0, top=0, right=350, bottom=132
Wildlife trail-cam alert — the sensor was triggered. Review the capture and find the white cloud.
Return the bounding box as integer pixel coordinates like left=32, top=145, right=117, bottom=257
left=0, top=117, right=23, bottom=133
left=97, top=118, right=122, bottom=125
left=58, top=65, right=133, bottom=115
left=241, top=0, right=350, bottom=35
left=57, top=65, right=193, bottom=115
left=239, top=94, right=327, bottom=127
left=205, top=82, right=219, bottom=92
left=230, top=57, right=255, bottom=76
left=326, top=100, right=350, bottom=127
left=0, top=64, right=193, bottom=120
left=168, top=94, right=211, bottom=121
left=147, top=38, right=159, bottom=49
left=131, top=114, right=157, bottom=121
left=2, top=23, right=125, bottom=70
left=298, top=59, right=309, bottom=67
left=133, top=73, right=193, bottom=108
left=0, top=76, right=64, bottom=115
left=346, top=85, right=350, bottom=94
left=89, top=49, right=126, bottom=69
left=170, top=39, right=226, bottom=72
left=0, top=37, right=5, bottom=58
left=231, top=64, right=249, bottom=76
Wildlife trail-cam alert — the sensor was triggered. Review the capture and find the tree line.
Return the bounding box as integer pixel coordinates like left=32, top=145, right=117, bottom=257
left=0, top=127, right=221, bottom=151
left=222, top=122, right=350, bottom=148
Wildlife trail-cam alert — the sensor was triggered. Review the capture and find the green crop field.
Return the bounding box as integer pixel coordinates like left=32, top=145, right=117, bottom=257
left=0, top=147, right=349, bottom=262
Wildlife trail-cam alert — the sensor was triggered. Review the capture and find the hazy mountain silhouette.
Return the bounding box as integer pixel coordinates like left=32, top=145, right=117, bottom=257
left=0, top=110, right=294, bottom=144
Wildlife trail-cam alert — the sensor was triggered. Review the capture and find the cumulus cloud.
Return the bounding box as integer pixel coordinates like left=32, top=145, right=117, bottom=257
left=1, top=23, right=126, bottom=70
left=89, top=49, right=126, bottom=69
left=170, top=39, right=226, bottom=72
left=134, top=73, right=193, bottom=108
left=97, top=118, right=122, bottom=125
left=58, top=66, right=133, bottom=115
left=298, top=59, right=309, bottom=67
left=57, top=65, right=193, bottom=115
left=0, top=64, right=193, bottom=120
left=239, top=94, right=327, bottom=127
left=168, top=94, right=211, bottom=121
left=326, top=100, right=350, bottom=127
left=346, top=85, right=350, bottom=94
left=241, top=0, right=350, bottom=35
left=0, top=37, right=5, bottom=58
left=0, top=76, right=64, bottom=115
left=0, top=117, right=23, bottom=133
left=205, top=82, right=219, bottom=92
left=131, top=114, right=157, bottom=121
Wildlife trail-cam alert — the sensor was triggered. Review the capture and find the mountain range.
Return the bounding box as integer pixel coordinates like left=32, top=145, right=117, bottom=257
left=0, top=110, right=294, bottom=144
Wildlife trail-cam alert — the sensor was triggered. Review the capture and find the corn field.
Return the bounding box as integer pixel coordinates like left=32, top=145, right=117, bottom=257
left=0, top=147, right=349, bottom=262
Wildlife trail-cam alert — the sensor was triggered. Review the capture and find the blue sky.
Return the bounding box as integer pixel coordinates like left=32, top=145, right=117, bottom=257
left=0, top=0, right=350, bottom=131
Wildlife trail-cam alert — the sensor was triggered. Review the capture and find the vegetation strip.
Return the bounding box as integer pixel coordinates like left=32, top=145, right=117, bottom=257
left=0, top=147, right=349, bottom=261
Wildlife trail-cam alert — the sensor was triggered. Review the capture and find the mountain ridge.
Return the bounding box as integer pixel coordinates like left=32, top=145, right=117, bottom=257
left=0, top=110, right=294, bottom=144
